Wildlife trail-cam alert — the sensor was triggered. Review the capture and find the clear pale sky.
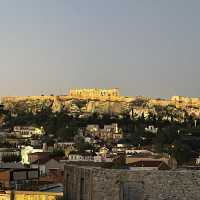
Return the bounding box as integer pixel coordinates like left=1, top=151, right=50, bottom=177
left=0, top=0, right=199, bottom=98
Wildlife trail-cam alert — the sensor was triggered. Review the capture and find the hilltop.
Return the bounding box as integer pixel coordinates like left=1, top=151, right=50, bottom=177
left=1, top=88, right=200, bottom=120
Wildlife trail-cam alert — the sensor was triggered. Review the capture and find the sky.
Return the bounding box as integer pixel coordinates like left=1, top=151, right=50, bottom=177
left=0, top=0, right=199, bottom=98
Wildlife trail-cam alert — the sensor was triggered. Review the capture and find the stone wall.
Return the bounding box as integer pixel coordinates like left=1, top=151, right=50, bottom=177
left=171, top=96, right=200, bottom=106
left=1, top=92, right=200, bottom=107
left=64, top=164, right=200, bottom=200
left=1, top=96, right=55, bottom=102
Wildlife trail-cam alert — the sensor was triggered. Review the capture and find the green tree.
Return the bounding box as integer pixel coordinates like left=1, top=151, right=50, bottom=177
left=50, top=149, right=65, bottom=158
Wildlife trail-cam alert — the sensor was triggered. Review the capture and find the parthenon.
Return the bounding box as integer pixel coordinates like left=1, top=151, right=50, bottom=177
left=69, top=88, right=121, bottom=100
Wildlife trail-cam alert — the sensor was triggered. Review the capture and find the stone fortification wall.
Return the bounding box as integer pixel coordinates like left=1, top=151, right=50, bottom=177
left=171, top=96, right=200, bottom=106
left=64, top=164, right=200, bottom=200
left=1, top=88, right=133, bottom=104
left=1, top=95, right=75, bottom=104
left=149, top=99, right=172, bottom=107
left=1, top=91, right=200, bottom=106
left=148, top=96, right=200, bottom=108
left=1, top=96, right=55, bottom=102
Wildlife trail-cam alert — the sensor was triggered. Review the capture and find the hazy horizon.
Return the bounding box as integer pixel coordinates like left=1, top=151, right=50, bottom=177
left=0, top=1, right=200, bottom=98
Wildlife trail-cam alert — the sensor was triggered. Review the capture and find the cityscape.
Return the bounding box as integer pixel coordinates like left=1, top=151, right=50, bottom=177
left=0, top=1, right=200, bottom=200
left=0, top=89, right=199, bottom=199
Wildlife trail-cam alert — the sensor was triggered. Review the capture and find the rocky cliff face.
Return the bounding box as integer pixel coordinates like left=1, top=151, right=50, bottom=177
left=2, top=97, right=131, bottom=114
left=1, top=95, right=200, bottom=119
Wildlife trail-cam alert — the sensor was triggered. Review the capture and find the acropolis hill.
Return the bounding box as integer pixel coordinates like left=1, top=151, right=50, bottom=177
left=1, top=88, right=200, bottom=118
left=1, top=88, right=131, bottom=102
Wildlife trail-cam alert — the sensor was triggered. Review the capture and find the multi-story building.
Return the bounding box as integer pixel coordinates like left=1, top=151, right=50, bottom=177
left=54, top=142, right=75, bottom=149
left=0, top=148, right=20, bottom=162
left=68, top=153, right=95, bottom=162
left=85, top=123, right=123, bottom=141
left=13, top=126, right=44, bottom=138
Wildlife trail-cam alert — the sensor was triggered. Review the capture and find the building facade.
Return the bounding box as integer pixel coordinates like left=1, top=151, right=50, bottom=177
left=13, top=126, right=44, bottom=138
left=85, top=123, right=123, bottom=141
